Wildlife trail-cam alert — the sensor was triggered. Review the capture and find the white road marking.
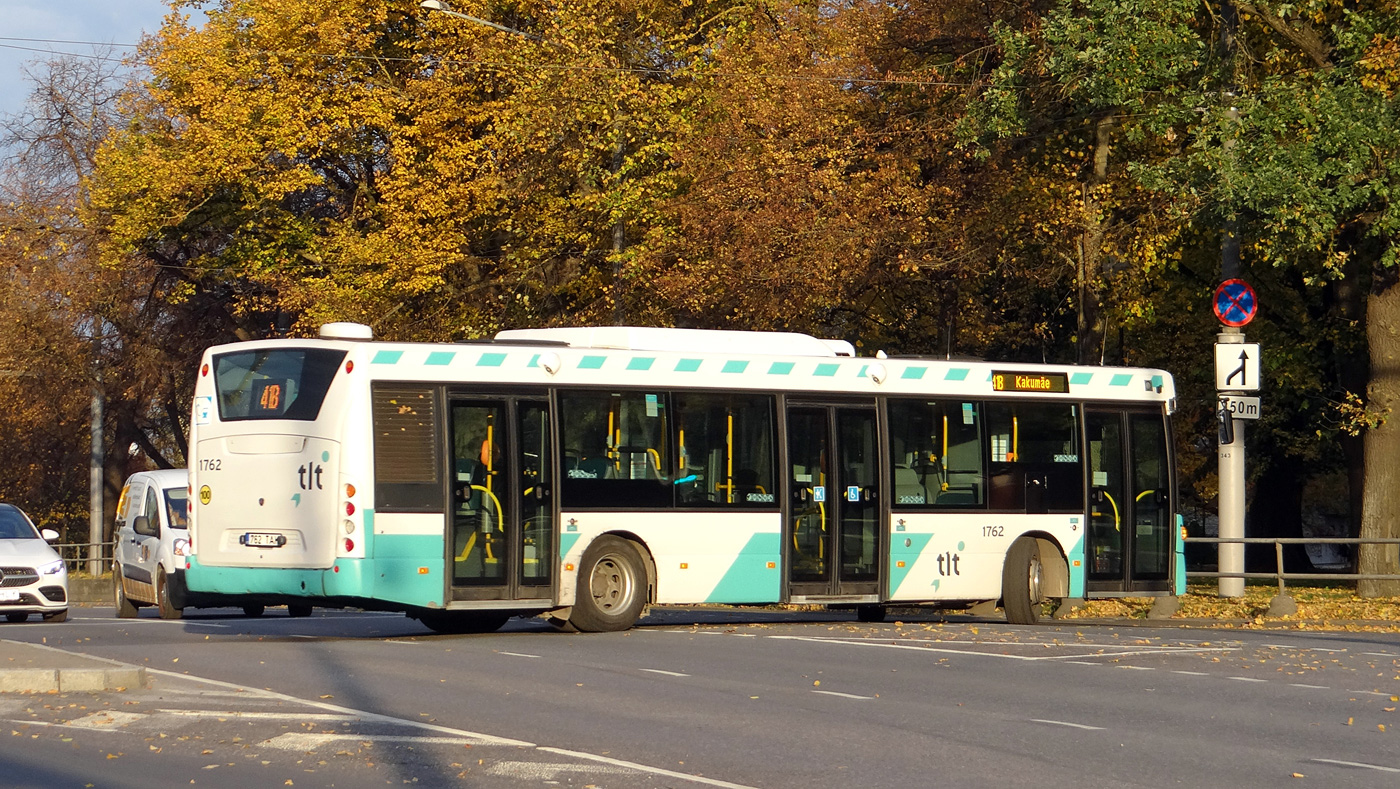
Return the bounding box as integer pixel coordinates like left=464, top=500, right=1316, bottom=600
left=640, top=668, right=690, bottom=677
left=497, top=651, right=541, bottom=659
left=536, top=746, right=761, bottom=789
left=765, top=635, right=1236, bottom=662
left=154, top=709, right=357, bottom=721
left=66, top=711, right=146, bottom=729
left=262, top=732, right=479, bottom=750
left=1361, top=652, right=1398, bottom=658
left=1120, top=666, right=1155, bottom=671
left=1228, top=677, right=1268, bottom=683
left=1310, top=758, right=1400, bottom=773
left=1172, top=671, right=1208, bottom=676
left=488, top=761, right=633, bottom=779
left=144, top=667, right=759, bottom=788
left=1290, top=683, right=1329, bottom=689
left=1030, top=719, right=1104, bottom=731
left=1346, top=690, right=1394, bottom=697
left=1066, top=661, right=1101, bottom=666
left=1262, top=644, right=1347, bottom=652
left=812, top=690, right=875, bottom=700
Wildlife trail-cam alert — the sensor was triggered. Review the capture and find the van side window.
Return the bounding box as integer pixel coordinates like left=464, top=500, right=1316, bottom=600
left=139, top=486, right=162, bottom=537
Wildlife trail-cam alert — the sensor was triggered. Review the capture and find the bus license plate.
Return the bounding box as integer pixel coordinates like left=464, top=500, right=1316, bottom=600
left=241, top=532, right=286, bottom=548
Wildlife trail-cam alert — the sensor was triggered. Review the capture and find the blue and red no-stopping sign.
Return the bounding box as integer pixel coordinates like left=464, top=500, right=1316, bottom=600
left=1213, top=278, right=1257, bottom=327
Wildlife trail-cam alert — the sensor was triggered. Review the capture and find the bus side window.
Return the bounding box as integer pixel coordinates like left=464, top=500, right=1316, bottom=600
left=559, top=391, right=672, bottom=508
left=986, top=402, right=1083, bottom=513
left=887, top=399, right=984, bottom=509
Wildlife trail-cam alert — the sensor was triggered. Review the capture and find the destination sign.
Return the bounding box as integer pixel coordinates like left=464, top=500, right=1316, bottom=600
left=991, top=371, right=1070, bottom=394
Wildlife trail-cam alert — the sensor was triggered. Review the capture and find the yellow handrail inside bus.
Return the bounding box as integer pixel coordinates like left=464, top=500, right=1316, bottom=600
left=455, top=485, right=505, bottom=563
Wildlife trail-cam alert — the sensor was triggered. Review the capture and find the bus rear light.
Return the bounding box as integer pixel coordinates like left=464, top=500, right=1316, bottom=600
left=346, top=360, right=354, bottom=373
left=345, top=502, right=355, bottom=516
left=344, top=538, right=355, bottom=553
left=201, top=363, right=209, bottom=376
left=343, top=519, right=355, bottom=534
left=345, top=483, right=356, bottom=498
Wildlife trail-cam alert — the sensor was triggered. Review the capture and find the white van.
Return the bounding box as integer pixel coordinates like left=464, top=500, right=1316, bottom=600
left=113, top=469, right=193, bottom=618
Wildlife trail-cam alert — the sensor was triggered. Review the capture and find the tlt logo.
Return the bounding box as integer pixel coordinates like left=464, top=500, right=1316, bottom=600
left=936, top=552, right=961, bottom=576
left=298, top=463, right=324, bottom=490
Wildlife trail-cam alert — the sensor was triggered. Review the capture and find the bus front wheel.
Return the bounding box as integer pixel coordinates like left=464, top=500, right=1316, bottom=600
left=1002, top=537, right=1045, bottom=625
left=570, top=536, right=647, bottom=632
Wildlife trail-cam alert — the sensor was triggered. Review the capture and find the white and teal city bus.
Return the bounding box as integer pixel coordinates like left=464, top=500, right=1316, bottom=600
left=184, top=322, right=1184, bottom=632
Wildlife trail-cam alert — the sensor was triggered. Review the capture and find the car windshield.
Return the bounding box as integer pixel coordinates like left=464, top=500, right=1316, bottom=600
left=0, top=507, right=40, bottom=540
left=163, top=488, right=189, bottom=530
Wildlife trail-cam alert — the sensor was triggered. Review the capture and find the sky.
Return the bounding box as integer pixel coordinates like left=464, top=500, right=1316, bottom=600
left=0, top=1, right=178, bottom=120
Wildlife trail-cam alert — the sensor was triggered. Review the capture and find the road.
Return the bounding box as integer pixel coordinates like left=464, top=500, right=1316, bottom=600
left=1, top=606, right=1397, bottom=788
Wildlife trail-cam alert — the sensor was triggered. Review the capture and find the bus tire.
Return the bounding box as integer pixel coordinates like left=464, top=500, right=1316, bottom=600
left=1002, top=537, right=1044, bottom=625
left=417, top=611, right=511, bottom=634
left=570, top=536, right=646, bottom=633
left=114, top=565, right=138, bottom=618
left=156, top=568, right=182, bottom=620
left=242, top=604, right=266, bottom=618
left=287, top=603, right=313, bottom=618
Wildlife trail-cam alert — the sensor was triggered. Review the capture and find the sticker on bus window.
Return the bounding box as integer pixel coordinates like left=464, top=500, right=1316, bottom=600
left=195, top=395, right=214, bottom=425
left=645, top=394, right=659, bottom=417
left=813, top=486, right=826, bottom=503
left=962, top=402, right=975, bottom=425
left=847, top=486, right=860, bottom=502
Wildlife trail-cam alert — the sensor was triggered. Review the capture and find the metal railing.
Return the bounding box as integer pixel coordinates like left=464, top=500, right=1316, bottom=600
left=53, top=541, right=114, bottom=576
left=1185, top=536, right=1400, bottom=594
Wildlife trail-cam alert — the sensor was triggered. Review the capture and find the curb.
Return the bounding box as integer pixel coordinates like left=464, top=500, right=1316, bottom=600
left=0, top=666, right=149, bottom=693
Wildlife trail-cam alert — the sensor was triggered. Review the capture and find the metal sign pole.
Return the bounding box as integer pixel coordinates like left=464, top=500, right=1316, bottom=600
left=1217, top=329, right=1246, bottom=598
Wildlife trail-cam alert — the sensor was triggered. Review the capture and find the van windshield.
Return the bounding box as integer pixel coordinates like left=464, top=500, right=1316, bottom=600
left=213, top=348, right=346, bottom=421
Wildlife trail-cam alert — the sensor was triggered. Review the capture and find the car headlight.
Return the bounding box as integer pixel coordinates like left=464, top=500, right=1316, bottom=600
left=172, top=538, right=191, bottom=557
left=39, top=559, right=65, bottom=576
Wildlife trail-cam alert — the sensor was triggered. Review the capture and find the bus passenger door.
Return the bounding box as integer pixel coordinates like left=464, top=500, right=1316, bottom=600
left=447, top=397, right=554, bottom=601
left=1085, top=409, right=1173, bottom=594
left=786, top=403, right=881, bottom=599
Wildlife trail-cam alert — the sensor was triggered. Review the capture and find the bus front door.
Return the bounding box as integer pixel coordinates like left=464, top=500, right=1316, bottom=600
left=1085, top=408, right=1173, bottom=594
left=786, top=403, right=881, bottom=599
left=447, top=397, right=554, bottom=602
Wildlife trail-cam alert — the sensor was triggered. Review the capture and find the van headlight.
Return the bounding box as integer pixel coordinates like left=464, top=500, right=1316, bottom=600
left=39, top=559, right=65, bottom=576
left=172, top=538, right=191, bottom=557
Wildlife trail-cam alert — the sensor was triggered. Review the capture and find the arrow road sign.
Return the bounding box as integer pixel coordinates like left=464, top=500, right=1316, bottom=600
left=1214, top=279, right=1258, bottom=327
left=1215, top=343, right=1261, bottom=391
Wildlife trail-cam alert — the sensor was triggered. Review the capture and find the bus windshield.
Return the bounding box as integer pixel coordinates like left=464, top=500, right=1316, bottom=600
left=213, top=348, right=346, bottom=421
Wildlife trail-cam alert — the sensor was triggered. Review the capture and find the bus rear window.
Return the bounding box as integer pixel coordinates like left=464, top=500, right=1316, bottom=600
left=213, top=348, right=346, bottom=421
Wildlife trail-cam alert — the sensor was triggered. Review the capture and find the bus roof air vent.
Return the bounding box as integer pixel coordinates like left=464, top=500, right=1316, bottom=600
left=319, top=322, right=374, bottom=341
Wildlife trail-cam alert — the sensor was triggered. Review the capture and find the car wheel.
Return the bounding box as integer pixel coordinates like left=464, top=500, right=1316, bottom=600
left=42, top=609, right=67, bottom=623
left=5, top=613, right=27, bottom=623
left=156, top=568, right=182, bottom=620
left=114, top=564, right=138, bottom=618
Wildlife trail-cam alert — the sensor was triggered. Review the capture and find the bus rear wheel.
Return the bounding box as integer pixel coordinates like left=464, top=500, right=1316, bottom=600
left=1002, top=537, right=1045, bottom=625
left=570, top=536, right=646, bottom=633
left=287, top=603, right=313, bottom=618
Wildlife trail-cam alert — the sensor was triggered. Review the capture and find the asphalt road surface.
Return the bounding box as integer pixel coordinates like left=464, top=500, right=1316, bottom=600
left=1, top=605, right=1397, bottom=788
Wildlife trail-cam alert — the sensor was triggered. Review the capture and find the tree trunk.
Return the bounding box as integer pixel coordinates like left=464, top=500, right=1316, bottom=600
left=1360, top=266, right=1400, bottom=597
left=1077, top=114, right=1115, bottom=364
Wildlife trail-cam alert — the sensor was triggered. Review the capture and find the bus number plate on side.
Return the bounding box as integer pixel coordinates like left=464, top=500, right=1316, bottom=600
left=241, top=532, right=287, bottom=548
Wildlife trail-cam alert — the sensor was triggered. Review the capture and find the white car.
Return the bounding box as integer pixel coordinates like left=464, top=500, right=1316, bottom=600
left=113, top=469, right=193, bottom=619
left=0, top=503, right=69, bottom=623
